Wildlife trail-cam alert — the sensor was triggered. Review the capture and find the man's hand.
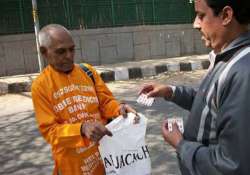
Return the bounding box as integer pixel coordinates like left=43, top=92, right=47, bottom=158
left=139, top=83, right=173, bottom=99
left=161, top=119, right=183, bottom=149
left=119, top=103, right=140, bottom=124
left=81, top=121, right=112, bottom=142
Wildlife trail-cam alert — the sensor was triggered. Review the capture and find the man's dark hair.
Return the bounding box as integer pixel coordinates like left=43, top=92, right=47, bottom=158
left=205, top=0, right=250, bottom=24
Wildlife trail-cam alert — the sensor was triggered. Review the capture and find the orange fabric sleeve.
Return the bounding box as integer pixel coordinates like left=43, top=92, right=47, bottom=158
left=32, top=83, right=89, bottom=148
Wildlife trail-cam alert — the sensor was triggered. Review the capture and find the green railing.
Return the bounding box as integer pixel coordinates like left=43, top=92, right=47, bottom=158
left=0, top=0, right=195, bottom=35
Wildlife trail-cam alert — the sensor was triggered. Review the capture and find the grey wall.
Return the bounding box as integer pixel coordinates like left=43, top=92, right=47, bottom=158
left=0, top=24, right=209, bottom=76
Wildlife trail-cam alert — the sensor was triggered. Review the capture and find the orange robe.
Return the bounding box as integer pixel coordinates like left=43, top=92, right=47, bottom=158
left=32, top=64, right=120, bottom=175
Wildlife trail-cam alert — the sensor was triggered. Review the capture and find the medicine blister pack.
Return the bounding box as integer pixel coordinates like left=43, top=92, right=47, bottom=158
left=136, top=94, right=155, bottom=107
left=167, top=117, right=184, bottom=133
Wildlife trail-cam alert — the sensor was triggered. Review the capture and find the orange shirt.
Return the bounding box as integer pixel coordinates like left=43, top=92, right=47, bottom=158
left=32, top=64, right=120, bottom=175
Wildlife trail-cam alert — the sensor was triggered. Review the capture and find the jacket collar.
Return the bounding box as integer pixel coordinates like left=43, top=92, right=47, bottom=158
left=212, top=31, right=250, bottom=65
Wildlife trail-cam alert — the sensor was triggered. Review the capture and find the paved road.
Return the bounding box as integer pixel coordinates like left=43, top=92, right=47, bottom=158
left=0, top=70, right=206, bottom=175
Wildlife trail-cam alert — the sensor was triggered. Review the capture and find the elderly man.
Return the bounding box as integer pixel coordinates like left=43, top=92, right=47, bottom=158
left=140, top=0, right=250, bottom=174
left=32, top=24, right=137, bottom=175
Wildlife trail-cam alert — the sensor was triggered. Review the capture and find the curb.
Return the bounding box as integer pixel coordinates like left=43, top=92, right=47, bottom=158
left=100, top=59, right=209, bottom=82
left=0, top=59, right=209, bottom=95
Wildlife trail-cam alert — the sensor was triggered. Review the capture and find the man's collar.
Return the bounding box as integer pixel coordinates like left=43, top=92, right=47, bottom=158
left=211, top=31, right=250, bottom=65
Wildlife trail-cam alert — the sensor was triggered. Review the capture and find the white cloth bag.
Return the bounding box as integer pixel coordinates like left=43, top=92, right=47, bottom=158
left=98, top=113, right=151, bottom=175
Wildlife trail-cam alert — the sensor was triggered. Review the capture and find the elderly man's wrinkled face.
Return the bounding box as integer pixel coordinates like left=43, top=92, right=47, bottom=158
left=42, top=29, right=75, bottom=73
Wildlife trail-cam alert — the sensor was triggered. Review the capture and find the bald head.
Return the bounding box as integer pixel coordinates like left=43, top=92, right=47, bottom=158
left=38, top=24, right=75, bottom=73
left=38, top=24, right=72, bottom=48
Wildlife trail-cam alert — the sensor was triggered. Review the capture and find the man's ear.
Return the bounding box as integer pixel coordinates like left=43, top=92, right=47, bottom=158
left=221, top=6, right=233, bottom=26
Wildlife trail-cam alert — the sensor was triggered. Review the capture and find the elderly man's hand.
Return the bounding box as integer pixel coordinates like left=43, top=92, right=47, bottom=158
left=161, top=119, right=183, bottom=149
left=81, top=121, right=112, bottom=142
left=119, top=103, right=140, bottom=124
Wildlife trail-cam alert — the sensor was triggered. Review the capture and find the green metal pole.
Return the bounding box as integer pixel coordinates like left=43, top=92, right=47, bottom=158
left=111, top=0, right=115, bottom=26
left=65, top=0, right=71, bottom=27
left=32, top=0, right=44, bottom=72
left=80, top=0, right=84, bottom=29
left=19, top=0, right=25, bottom=32
left=135, top=1, right=139, bottom=25
left=152, top=0, right=156, bottom=24
left=190, top=0, right=195, bottom=23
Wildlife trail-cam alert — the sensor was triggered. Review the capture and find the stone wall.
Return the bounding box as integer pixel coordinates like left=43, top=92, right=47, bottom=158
left=0, top=24, right=209, bottom=76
